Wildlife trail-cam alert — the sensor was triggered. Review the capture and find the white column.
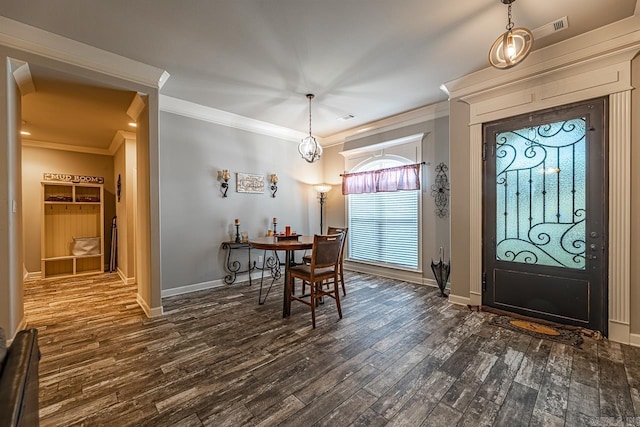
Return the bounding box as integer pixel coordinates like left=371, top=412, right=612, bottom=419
left=608, top=90, right=631, bottom=343
left=469, top=123, right=483, bottom=305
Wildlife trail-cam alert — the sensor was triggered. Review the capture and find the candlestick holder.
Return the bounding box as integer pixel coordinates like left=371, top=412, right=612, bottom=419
left=272, top=221, right=277, bottom=234
left=235, top=224, right=241, bottom=243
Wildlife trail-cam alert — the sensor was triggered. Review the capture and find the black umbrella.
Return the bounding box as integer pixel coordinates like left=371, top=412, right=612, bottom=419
left=431, top=247, right=450, bottom=297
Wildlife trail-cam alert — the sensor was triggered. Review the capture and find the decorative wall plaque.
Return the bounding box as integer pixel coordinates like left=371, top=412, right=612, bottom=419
left=236, top=173, right=265, bottom=194
left=431, top=163, right=449, bottom=218
left=43, top=172, right=104, bottom=184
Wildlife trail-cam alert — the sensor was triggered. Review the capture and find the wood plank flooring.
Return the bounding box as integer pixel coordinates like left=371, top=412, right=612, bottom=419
left=24, top=272, right=640, bottom=426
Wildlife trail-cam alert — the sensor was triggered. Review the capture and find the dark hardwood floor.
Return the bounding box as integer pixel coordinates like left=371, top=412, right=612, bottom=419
left=24, top=272, right=640, bottom=426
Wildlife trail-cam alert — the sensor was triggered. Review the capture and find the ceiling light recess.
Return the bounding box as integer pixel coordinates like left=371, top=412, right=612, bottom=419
left=298, top=94, right=323, bottom=163
left=488, top=0, right=534, bottom=70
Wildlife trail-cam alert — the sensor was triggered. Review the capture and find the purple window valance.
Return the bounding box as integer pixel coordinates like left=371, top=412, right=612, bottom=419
left=342, top=163, right=421, bottom=195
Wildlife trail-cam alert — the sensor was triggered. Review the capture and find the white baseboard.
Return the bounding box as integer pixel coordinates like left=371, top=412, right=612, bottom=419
left=7, top=317, right=28, bottom=346
left=161, top=271, right=263, bottom=298
left=136, top=293, right=163, bottom=318
left=629, top=333, right=640, bottom=348
left=448, top=293, right=471, bottom=306
left=24, top=271, right=42, bottom=280
left=608, top=320, right=631, bottom=345
left=162, top=279, right=226, bottom=298
left=117, top=268, right=136, bottom=285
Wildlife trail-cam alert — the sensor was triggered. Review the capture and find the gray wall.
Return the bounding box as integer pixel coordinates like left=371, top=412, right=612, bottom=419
left=323, top=116, right=450, bottom=281
left=159, top=112, right=323, bottom=291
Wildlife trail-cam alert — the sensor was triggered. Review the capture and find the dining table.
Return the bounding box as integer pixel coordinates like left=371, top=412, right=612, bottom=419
left=249, top=235, right=314, bottom=317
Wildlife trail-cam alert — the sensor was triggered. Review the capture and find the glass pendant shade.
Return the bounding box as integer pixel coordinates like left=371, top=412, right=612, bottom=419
left=298, top=93, right=323, bottom=163
left=489, top=27, right=533, bottom=69
left=299, top=134, right=323, bottom=163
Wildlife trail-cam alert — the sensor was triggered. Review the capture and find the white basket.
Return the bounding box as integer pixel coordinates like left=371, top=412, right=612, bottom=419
left=72, top=237, right=100, bottom=256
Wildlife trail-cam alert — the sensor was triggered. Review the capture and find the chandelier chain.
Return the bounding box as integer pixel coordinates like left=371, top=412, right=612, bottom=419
left=506, top=3, right=514, bottom=31
left=308, top=96, right=312, bottom=137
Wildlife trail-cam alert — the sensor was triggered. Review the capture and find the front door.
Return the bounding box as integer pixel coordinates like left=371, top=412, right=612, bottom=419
left=482, top=98, right=608, bottom=334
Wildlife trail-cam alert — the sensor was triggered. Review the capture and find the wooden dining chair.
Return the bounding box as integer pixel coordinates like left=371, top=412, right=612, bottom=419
left=302, top=226, right=348, bottom=296
left=286, top=233, right=344, bottom=328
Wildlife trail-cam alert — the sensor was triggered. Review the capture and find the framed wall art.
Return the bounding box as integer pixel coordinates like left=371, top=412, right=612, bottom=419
left=236, top=172, right=265, bottom=194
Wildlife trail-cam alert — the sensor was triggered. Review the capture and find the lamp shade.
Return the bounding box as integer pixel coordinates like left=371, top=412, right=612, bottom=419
left=313, top=184, right=332, bottom=194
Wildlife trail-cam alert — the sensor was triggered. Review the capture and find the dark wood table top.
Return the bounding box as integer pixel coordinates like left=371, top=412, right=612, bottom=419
left=249, top=235, right=314, bottom=251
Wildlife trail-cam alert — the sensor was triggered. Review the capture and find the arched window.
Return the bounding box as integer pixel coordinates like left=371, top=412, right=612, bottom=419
left=347, top=156, right=419, bottom=270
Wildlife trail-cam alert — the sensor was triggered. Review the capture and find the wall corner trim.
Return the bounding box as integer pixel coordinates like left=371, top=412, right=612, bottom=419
left=117, top=268, right=135, bottom=285
left=136, top=293, right=163, bottom=318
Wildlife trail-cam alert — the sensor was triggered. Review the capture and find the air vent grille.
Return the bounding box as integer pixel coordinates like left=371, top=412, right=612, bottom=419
left=532, top=16, right=569, bottom=39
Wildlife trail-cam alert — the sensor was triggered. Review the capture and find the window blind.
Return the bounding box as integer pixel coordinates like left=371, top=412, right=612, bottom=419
left=348, top=189, right=419, bottom=269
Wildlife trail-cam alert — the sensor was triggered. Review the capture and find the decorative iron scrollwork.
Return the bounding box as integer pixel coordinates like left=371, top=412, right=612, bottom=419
left=495, top=119, right=587, bottom=269
left=431, top=162, right=449, bottom=218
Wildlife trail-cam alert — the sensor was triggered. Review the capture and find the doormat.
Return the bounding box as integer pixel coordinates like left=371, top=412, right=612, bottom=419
left=489, top=315, right=584, bottom=346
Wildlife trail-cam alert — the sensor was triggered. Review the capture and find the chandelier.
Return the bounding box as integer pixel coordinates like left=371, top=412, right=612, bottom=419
left=298, top=94, right=323, bottom=163
left=488, top=0, right=533, bottom=69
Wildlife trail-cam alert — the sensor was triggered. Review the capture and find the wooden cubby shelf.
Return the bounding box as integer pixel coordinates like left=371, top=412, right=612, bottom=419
left=41, top=181, right=104, bottom=279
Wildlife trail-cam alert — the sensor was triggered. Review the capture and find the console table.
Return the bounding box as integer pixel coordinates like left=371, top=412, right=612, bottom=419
left=220, top=241, right=254, bottom=285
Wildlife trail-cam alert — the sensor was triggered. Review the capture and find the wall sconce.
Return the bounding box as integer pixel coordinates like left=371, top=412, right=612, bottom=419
left=217, top=169, right=231, bottom=197
left=269, top=174, right=279, bottom=197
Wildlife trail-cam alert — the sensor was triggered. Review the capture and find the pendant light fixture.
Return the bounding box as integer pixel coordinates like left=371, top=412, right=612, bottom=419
left=298, top=94, right=323, bottom=163
left=488, top=0, right=533, bottom=69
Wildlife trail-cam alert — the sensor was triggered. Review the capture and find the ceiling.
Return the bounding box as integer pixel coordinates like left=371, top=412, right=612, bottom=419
left=1, top=0, right=637, bottom=150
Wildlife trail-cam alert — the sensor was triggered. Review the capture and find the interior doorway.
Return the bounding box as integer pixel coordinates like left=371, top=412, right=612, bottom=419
left=482, top=97, right=608, bottom=334
left=17, top=60, right=142, bottom=317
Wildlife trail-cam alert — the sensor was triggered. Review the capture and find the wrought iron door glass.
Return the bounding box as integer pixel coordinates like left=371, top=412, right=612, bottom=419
left=495, top=118, right=586, bottom=269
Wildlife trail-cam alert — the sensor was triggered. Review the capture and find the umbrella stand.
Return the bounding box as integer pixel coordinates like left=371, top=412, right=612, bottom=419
left=430, top=246, right=450, bottom=297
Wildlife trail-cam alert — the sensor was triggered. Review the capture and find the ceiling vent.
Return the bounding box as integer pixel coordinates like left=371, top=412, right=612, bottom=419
left=338, top=114, right=356, bottom=122
left=532, top=16, right=569, bottom=39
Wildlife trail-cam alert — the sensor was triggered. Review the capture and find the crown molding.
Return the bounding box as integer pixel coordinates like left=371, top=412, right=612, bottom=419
left=22, top=138, right=110, bottom=155
left=443, top=14, right=640, bottom=100
left=0, top=16, right=169, bottom=89
left=10, top=60, right=35, bottom=96
left=339, top=133, right=425, bottom=158
left=127, top=93, right=146, bottom=122
left=159, top=94, right=309, bottom=143
left=23, top=130, right=135, bottom=156
left=322, top=101, right=449, bottom=148
left=108, top=130, right=137, bottom=155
